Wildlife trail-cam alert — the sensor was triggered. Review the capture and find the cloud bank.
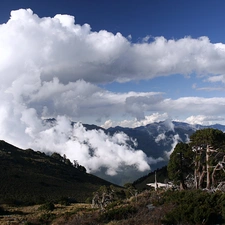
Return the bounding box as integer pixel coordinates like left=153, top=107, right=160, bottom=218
left=31, top=117, right=150, bottom=176
left=1, top=9, right=225, bottom=180
left=1, top=8, right=225, bottom=126
left=2, top=9, right=225, bottom=86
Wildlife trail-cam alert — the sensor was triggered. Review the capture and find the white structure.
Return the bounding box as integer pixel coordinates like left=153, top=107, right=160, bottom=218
left=147, top=172, right=173, bottom=190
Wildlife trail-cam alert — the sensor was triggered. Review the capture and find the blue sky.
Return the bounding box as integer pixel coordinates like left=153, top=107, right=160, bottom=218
left=1, top=0, right=225, bottom=42
left=1, top=0, right=225, bottom=129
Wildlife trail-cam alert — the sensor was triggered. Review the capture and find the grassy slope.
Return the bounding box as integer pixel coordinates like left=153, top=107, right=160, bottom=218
left=0, top=140, right=114, bottom=204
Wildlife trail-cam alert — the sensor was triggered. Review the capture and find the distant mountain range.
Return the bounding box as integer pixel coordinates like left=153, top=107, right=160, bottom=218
left=80, top=120, right=225, bottom=184
left=106, top=121, right=225, bottom=160
left=45, top=119, right=225, bottom=184
left=1, top=119, right=225, bottom=202
left=114, top=121, right=224, bottom=151
left=5, top=118, right=225, bottom=187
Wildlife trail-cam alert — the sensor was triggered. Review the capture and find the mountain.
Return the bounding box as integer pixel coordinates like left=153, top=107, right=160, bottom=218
left=106, top=121, right=225, bottom=161
left=43, top=119, right=225, bottom=185
left=103, top=121, right=225, bottom=183
left=0, top=140, right=116, bottom=205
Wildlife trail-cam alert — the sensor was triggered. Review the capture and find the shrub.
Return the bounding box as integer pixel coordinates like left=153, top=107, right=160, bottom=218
left=85, top=197, right=92, bottom=204
left=58, top=197, right=71, bottom=206
left=39, top=213, right=56, bottom=224
left=38, top=202, right=55, bottom=211
left=100, top=205, right=137, bottom=222
left=161, top=190, right=224, bottom=225
left=0, top=206, right=7, bottom=215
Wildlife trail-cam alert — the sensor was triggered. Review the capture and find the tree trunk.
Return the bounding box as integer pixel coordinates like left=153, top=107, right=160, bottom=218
left=206, top=145, right=211, bottom=189
left=195, top=154, right=202, bottom=189
left=199, top=166, right=206, bottom=189
left=180, top=181, right=186, bottom=190
left=212, top=164, right=220, bottom=188
left=194, top=159, right=199, bottom=189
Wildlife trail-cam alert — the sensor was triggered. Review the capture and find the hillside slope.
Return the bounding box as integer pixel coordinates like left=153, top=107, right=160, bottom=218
left=0, top=140, right=114, bottom=205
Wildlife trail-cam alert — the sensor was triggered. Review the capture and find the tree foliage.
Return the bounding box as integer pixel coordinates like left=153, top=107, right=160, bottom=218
left=168, top=128, right=225, bottom=190
left=168, top=142, right=194, bottom=189
left=190, top=128, right=225, bottom=149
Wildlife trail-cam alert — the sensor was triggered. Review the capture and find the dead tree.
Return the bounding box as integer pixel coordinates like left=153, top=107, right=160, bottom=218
left=193, top=145, right=217, bottom=189
left=92, top=192, right=100, bottom=208
left=193, top=146, right=206, bottom=189
left=92, top=191, right=113, bottom=210
left=206, top=145, right=218, bottom=189
left=212, top=155, right=225, bottom=188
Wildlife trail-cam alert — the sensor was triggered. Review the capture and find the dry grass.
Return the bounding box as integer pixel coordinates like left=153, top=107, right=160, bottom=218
left=0, top=203, right=92, bottom=225
left=0, top=190, right=168, bottom=225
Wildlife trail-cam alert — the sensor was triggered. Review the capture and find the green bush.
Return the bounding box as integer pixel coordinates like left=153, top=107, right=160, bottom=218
left=85, top=197, right=92, bottom=204
left=58, top=197, right=71, bottom=206
left=161, top=190, right=224, bottom=225
left=38, top=202, right=55, bottom=211
left=105, top=200, right=123, bottom=210
left=0, top=206, right=7, bottom=215
left=39, top=213, right=56, bottom=224
left=23, top=222, right=34, bottom=225
left=100, top=205, right=137, bottom=222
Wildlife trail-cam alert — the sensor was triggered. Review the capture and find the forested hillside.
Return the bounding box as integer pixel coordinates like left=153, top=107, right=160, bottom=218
left=0, top=140, right=115, bottom=205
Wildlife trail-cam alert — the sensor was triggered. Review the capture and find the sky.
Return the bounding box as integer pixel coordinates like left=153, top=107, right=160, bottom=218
left=1, top=0, right=225, bottom=182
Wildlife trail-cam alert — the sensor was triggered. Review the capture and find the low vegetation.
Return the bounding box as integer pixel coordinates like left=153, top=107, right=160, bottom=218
left=2, top=188, right=225, bottom=225
left=161, top=190, right=225, bottom=225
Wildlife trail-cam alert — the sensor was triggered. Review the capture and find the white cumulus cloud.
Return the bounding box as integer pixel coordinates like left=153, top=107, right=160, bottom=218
left=2, top=8, right=225, bottom=183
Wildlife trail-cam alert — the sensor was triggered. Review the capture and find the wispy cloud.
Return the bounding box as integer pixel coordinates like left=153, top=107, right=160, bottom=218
left=102, top=113, right=169, bottom=128
left=192, top=83, right=224, bottom=91
left=185, top=115, right=225, bottom=125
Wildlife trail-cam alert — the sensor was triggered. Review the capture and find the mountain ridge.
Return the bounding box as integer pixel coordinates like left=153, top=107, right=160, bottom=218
left=43, top=119, right=225, bottom=185
left=0, top=140, right=116, bottom=205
